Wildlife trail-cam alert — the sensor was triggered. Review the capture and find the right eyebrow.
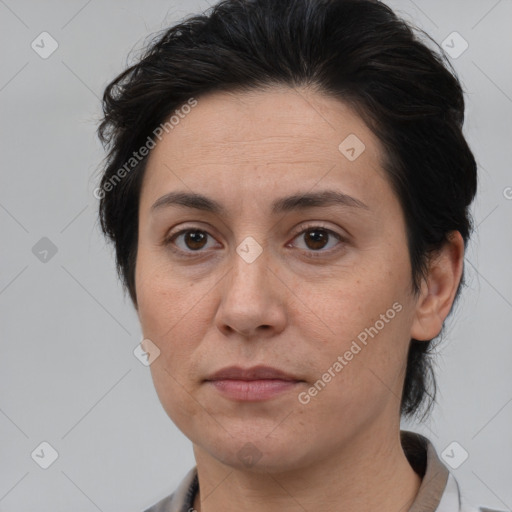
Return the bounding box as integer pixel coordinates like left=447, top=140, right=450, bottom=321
left=151, top=191, right=225, bottom=215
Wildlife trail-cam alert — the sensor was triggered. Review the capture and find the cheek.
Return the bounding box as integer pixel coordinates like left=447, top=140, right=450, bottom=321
left=300, top=265, right=412, bottom=408
left=300, top=312, right=410, bottom=430
left=136, top=264, right=212, bottom=430
left=148, top=359, right=205, bottom=441
left=135, top=254, right=211, bottom=393
left=308, top=264, right=408, bottom=343
left=135, top=247, right=206, bottom=336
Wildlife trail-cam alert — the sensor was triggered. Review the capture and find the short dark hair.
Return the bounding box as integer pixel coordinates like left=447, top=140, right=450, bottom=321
left=97, top=0, right=477, bottom=420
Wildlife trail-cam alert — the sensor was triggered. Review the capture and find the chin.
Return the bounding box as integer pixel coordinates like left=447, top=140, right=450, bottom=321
left=193, top=427, right=316, bottom=474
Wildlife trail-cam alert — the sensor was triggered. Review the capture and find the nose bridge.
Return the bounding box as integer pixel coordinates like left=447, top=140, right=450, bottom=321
left=229, top=234, right=270, bottom=299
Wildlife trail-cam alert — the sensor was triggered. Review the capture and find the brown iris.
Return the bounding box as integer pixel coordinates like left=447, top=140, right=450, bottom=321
left=303, top=228, right=330, bottom=250
left=184, top=230, right=208, bottom=250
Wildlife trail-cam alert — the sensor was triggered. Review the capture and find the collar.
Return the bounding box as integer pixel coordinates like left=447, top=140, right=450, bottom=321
left=144, top=430, right=472, bottom=512
left=400, top=430, right=457, bottom=511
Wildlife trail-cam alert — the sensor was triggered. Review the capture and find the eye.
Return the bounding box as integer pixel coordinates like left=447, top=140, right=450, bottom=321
left=164, top=224, right=346, bottom=259
left=289, top=225, right=345, bottom=257
left=165, top=228, right=219, bottom=256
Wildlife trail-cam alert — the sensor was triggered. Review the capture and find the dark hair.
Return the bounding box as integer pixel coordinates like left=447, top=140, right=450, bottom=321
left=97, top=0, right=477, bottom=420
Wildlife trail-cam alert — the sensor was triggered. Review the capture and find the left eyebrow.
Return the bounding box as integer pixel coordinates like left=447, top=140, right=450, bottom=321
left=150, top=189, right=369, bottom=215
left=271, top=190, right=369, bottom=214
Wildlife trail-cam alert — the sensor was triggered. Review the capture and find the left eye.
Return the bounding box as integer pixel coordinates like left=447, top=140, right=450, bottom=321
left=291, top=227, right=343, bottom=253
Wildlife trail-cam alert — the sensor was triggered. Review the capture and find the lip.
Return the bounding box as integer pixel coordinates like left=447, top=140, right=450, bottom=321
left=206, top=365, right=300, bottom=382
left=205, top=365, right=304, bottom=401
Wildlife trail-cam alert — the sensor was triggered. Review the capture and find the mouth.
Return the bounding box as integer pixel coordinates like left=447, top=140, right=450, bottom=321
left=204, top=365, right=305, bottom=401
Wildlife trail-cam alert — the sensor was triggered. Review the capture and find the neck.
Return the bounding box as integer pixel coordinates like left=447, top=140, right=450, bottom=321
left=192, top=424, right=422, bottom=512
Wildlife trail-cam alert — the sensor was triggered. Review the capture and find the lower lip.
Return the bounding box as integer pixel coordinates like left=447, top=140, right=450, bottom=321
left=207, top=379, right=300, bottom=401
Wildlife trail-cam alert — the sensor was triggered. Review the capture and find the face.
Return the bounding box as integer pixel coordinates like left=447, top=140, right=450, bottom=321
left=135, top=86, right=421, bottom=472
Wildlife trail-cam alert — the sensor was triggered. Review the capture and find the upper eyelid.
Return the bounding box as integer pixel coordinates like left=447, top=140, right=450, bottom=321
left=293, top=221, right=344, bottom=236
left=167, top=222, right=343, bottom=239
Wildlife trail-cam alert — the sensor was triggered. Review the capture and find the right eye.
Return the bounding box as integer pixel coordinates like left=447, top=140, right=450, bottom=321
left=164, top=228, right=220, bottom=257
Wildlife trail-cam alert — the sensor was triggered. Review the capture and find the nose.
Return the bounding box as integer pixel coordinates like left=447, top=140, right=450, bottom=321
left=214, top=243, right=287, bottom=339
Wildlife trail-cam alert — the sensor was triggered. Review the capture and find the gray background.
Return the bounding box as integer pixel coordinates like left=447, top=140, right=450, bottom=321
left=0, top=0, right=511, bottom=510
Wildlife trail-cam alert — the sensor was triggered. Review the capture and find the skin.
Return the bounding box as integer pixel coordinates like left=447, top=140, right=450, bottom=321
left=135, top=86, right=464, bottom=512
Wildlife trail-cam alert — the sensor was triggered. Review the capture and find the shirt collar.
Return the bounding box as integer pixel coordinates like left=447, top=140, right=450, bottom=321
left=145, top=429, right=461, bottom=512
left=400, top=429, right=458, bottom=511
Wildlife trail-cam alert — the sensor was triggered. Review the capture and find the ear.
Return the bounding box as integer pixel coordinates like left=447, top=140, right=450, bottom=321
left=410, top=231, right=465, bottom=341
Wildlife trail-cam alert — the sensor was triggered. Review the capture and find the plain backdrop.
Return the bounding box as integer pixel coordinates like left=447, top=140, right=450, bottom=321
left=0, top=0, right=511, bottom=511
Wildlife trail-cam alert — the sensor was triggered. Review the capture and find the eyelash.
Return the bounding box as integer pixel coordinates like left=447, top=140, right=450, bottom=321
left=163, top=223, right=347, bottom=260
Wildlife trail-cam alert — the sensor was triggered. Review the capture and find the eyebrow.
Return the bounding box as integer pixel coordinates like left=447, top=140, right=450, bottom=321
left=150, top=190, right=369, bottom=215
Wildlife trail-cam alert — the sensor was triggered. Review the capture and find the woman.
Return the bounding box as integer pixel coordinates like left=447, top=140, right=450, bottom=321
left=96, top=0, right=502, bottom=510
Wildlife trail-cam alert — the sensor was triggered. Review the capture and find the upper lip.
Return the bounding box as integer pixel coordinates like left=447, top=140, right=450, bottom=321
left=205, top=365, right=301, bottom=382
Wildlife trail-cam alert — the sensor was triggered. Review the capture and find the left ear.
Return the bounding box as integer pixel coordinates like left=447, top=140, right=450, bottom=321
left=410, top=231, right=465, bottom=341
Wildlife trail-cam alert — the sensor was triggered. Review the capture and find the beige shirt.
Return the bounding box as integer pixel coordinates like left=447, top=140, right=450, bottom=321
left=144, top=430, right=503, bottom=512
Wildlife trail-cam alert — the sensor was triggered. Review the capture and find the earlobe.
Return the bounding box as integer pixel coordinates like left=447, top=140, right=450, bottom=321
left=410, top=231, right=465, bottom=342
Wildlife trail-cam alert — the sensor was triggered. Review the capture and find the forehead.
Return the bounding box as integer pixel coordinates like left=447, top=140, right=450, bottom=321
left=140, top=86, right=389, bottom=212
left=154, top=86, right=381, bottom=159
